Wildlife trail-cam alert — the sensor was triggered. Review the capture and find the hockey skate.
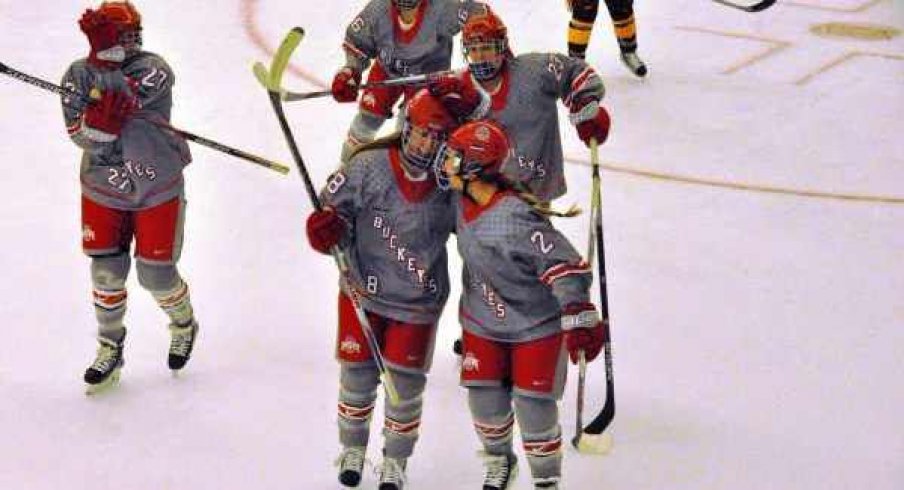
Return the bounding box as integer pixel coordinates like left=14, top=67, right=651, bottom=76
left=84, top=335, right=125, bottom=395
left=481, top=452, right=518, bottom=490
left=619, top=51, right=648, bottom=78
left=335, top=446, right=366, bottom=488
left=377, top=457, right=407, bottom=490
left=168, top=319, right=198, bottom=372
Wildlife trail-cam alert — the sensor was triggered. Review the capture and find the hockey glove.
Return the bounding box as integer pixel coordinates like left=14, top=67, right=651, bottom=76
left=570, top=100, right=610, bottom=147
left=331, top=67, right=361, bottom=103
left=427, top=74, right=483, bottom=121
left=561, top=302, right=605, bottom=363
left=305, top=208, right=347, bottom=254
left=79, top=9, right=124, bottom=69
left=82, top=90, right=137, bottom=142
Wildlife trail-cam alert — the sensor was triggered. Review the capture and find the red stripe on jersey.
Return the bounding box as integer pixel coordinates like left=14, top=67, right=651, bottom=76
left=342, top=41, right=368, bottom=61
left=539, top=261, right=590, bottom=285
left=461, top=190, right=512, bottom=223
left=392, top=2, right=427, bottom=45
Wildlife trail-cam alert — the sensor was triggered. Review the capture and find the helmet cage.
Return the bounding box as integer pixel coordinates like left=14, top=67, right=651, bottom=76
left=392, top=0, right=421, bottom=9
left=401, top=119, right=448, bottom=171
left=433, top=143, right=490, bottom=190
left=463, top=39, right=506, bottom=81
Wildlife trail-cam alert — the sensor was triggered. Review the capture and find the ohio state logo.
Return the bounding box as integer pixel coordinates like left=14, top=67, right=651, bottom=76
left=340, top=336, right=362, bottom=355
left=462, top=352, right=480, bottom=372
left=475, top=124, right=490, bottom=142
left=82, top=225, right=96, bottom=242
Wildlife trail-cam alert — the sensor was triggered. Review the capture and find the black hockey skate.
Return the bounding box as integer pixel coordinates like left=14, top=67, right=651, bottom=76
left=377, top=457, right=407, bottom=490
left=335, top=446, right=366, bottom=487
left=84, top=335, right=125, bottom=395
left=534, top=477, right=560, bottom=489
left=168, top=319, right=198, bottom=371
left=620, top=51, right=648, bottom=78
left=481, top=452, right=518, bottom=490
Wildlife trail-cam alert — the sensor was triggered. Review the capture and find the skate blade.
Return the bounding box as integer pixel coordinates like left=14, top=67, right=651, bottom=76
left=574, top=431, right=613, bottom=455
left=85, top=369, right=121, bottom=396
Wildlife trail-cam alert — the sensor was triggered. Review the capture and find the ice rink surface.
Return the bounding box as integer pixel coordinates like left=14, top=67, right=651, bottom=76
left=0, top=1, right=902, bottom=489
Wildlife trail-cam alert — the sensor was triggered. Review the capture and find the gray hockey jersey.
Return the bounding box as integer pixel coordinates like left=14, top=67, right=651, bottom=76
left=321, top=146, right=455, bottom=324
left=454, top=192, right=592, bottom=342
left=463, top=53, right=605, bottom=201
left=342, top=0, right=481, bottom=77
left=62, top=52, right=191, bottom=210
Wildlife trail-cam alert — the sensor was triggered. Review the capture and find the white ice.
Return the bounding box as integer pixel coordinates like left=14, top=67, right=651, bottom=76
left=1, top=1, right=902, bottom=489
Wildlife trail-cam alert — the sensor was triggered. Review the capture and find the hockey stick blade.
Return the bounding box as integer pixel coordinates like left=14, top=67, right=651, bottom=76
left=251, top=27, right=304, bottom=95
left=574, top=431, right=613, bottom=455
left=711, top=0, right=777, bottom=12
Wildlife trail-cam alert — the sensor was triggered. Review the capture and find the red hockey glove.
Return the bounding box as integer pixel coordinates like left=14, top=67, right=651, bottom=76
left=83, top=90, right=137, bottom=140
left=331, top=67, right=361, bottom=103
left=570, top=101, right=610, bottom=147
left=427, top=74, right=483, bottom=120
left=305, top=208, right=347, bottom=254
left=79, top=9, right=123, bottom=69
left=561, top=302, right=605, bottom=364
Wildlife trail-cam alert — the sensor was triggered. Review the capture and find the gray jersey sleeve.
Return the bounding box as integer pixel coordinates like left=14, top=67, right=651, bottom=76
left=61, top=62, right=115, bottom=155
left=319, top=153, right=370, bottom=244
left=509, top=207, right=591, bottom=308
left=535, top=52, right=605, bottom=109
left=341, top=0, right=387, bottom=72
left=124, top=52, right=176, bottom=116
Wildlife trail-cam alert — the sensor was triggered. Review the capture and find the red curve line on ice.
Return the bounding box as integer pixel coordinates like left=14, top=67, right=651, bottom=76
left=240, top=0, right=328, bottom=88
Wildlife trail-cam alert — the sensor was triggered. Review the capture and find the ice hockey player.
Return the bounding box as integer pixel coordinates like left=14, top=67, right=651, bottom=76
left=61, top=1, right=199, bottom=393
left=434, top=120, right=606, bottom=489
left=305, top=90, right=458, bottom=490
left=330, top=0, right=485, bottom=162
left=427, top=3, right=610, bottom=203
left=567, top=0, right=648, bottom=77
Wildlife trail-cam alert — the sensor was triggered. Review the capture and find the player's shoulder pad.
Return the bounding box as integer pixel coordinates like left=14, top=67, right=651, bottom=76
left=124, top=52, right=174, bottom=76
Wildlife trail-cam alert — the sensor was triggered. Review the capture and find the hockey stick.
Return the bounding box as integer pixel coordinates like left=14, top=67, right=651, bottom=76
left=572, top=137, right=615, bottom=455
left=278, top=71, right=451, bottom=102
left=710, top=0, right=777, bottom=12
left=0, top=61, right=290, bottom=175
left=253, top=28, right=401, bottom=405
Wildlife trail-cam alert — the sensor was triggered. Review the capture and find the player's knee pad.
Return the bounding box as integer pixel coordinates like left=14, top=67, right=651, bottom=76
left=90, top=253, right=130, bottom=290
left=604, top=0, right=633, bottom=20
left=136, top=260, right=180, bottom=292
left=349, top=111, right=385, bottom=143
left=571, top=0, right=599, bottom=22
left=469, top=386, right=515, bottom=447
left=340, top=365, right=381, bottom=403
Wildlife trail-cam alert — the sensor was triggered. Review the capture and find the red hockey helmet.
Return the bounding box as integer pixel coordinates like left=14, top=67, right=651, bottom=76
left=462, top=5, right=510, bottom=81
left=402, top=89, right=456, bottom=170
left=97, top=1, right=142, bottom=55
left=444, top=120, right=510, bottom=180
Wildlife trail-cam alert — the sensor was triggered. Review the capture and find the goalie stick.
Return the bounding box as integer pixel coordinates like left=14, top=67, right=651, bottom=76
left=572, top=137, right=615, bottom=454
left=0, top=61, right=290, bottom=175
left=711, top=0, right=777, bottom=12
left=277, top=71, right=452, bottom=102
left=252, top=27, right=401, bottom=405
